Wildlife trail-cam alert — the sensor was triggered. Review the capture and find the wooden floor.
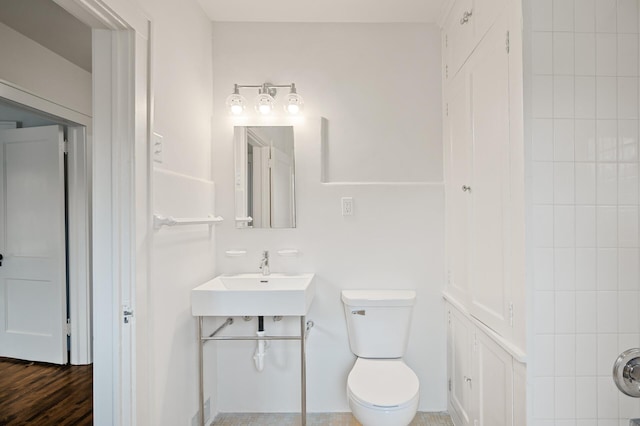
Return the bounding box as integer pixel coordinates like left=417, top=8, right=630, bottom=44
left=0, top=357, right=92, bottom=426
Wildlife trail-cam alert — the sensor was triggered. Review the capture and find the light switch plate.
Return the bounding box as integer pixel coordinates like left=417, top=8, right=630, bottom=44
left=341, top=197, right=353, bottom=216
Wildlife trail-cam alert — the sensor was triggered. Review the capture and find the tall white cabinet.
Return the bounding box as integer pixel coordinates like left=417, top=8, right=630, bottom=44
left=441, top=0, right=526, bottom=424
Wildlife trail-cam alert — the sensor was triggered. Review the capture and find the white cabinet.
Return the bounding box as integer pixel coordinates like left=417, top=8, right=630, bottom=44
left=445, top=11, right=514, bottom=340
left=443, top=0, right=526, bottom=424
left=448, top=306, right=473, bottom=426
left=447, top=302, right=520, bottom=426
left=444, top=0, right=507, bottom=77
left=475, top=330, right=513, bottom=426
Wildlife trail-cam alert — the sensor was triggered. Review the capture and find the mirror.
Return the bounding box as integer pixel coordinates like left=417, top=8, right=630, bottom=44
left=234, top=126, right=296, bottom=228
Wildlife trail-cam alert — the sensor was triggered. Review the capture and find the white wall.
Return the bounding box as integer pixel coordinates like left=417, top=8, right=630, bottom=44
left=526, top=0, right=640, bottom=423
left=0, top=22, right=91, bottom=116
left=213, top=22, right=442, bottom=184
left=211, top=23, right=446, bottom=413
left=132, top=0, right=216, bottom=424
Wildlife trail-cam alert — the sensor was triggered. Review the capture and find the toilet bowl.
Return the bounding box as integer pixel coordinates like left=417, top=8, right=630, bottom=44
left=342, top=290, right=419, bottom=426
left=347, top=358, right=419, bottom=426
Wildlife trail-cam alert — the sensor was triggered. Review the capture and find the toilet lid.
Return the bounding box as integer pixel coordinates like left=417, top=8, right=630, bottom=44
left=347, top=358, right=419, bottom=408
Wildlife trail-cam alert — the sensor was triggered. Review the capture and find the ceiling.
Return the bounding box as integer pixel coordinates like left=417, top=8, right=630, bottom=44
left=0, top=0, right=446, bottom=76
left=0, top=0, right=91, bottom=72
left=197, top=0, right=448, bottom=23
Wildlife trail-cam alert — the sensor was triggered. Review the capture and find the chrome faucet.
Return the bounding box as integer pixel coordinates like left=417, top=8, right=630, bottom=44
left=259, top=250, right=270, bottom=276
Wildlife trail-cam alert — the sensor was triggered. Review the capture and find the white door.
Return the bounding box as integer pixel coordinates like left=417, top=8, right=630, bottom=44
left=0, top=125, right=67, bottom=364
left=474, top=330, right=513, bottom=426
left=449, top=307, right=473, bottom=426
left=447, top=70, right=472, bottom=303
left=469, top=14, right=512, bottom=338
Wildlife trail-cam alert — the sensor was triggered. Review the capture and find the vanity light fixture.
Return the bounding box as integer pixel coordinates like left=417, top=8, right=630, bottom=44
left=227, top=82, right=304, bottom=116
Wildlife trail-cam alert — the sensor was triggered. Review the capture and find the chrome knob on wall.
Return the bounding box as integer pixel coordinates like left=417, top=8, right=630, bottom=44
left=613, top=348, right=640, bottom=397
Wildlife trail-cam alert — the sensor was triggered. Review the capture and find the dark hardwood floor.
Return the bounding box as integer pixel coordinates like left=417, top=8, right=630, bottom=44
left=0, top=357, right=92, bottom=426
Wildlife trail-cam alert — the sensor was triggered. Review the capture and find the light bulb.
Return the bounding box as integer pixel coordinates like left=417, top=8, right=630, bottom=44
left=225, top=93, right=246, bottom=115
left=285, top=91, right=304, bottom=115
left=255, top=93, right=275, bottom=115
left=230, top=104, right=244, bottom=115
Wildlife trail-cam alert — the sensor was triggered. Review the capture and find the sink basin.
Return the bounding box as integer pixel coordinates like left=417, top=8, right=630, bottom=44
left=191, top=273, right=315, bottom=316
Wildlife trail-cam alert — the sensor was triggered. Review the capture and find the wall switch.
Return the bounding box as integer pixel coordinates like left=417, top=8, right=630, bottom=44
left=153, top=132, right=163, bottom=163
left=341, top=197, right=354, bottom=216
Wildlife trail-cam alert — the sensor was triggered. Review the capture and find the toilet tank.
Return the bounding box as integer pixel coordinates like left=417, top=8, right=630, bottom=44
left=341, top=290, right=416, bottom=358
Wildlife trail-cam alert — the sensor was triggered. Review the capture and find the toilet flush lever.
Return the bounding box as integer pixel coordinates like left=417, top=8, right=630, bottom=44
left=352, top=310, right=366, bottom=316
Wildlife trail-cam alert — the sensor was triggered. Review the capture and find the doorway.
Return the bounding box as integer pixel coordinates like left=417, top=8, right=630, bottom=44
left=0, top=99, right=91, bottom=366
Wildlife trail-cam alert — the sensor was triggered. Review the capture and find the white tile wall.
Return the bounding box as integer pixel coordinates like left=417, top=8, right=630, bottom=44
left=530, top=0, right=640, bottom=423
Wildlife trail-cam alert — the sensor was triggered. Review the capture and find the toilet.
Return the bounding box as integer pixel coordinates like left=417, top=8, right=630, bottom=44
left=342, top=290, right=419, bottom=426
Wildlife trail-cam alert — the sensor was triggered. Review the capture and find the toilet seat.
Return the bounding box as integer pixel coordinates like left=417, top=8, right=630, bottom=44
left=347, top=358, right=419, bottom=409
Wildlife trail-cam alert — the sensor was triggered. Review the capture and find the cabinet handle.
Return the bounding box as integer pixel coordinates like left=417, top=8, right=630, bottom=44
left=460, top=9, right=473, bottom=25
left=462, top=185, right=471, bottom=192
left=464, top=376, right=472, bottom=384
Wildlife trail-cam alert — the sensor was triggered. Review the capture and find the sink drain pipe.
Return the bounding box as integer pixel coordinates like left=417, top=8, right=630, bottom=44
left=254, top=316, right=268, bottom=372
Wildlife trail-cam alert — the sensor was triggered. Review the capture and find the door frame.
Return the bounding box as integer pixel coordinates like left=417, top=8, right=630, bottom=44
left=77, top=6, right=151, bottom=426
left=4, top=0, right=151, bottom=423
left=0, top=86, right=92, bottom=365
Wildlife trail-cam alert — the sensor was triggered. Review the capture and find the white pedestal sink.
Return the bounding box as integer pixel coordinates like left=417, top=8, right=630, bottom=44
left=191, top=273, right=315, bottom=317
left=192, top=273, right=315, bottom=426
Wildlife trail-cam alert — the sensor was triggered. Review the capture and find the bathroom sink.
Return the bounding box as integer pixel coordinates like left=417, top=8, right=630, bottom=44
left=191, top=273, right=315, bottom=316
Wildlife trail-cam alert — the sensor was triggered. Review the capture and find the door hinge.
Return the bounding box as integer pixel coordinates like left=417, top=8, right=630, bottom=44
left=445, top=34, right=448, bottom=48
left=509, top=302, right=514, bottom=327
left=66, top=318, right=71, bottom=337
left=448, top=378, right=452, bottom=392
left=446, top=103, right=449, bottom=117
left=123, top=306, right=134, bottom=324
left=63, top=139, right=69, bottom=154
left=473, top=333, right=478, bottom=352
left=506, top=31, right=510, bottom=53
left=445, top=64, right=449, bottom=79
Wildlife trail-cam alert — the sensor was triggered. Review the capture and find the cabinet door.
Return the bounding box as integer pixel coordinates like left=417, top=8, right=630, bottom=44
left=446, top=71, right=472, bottom=303
left=469, top=14, right=512, bottom=338
left=474, top=330, right=514, bottom=426
left=512, top=361, right=526, bottom=426
left=448, top=307, right=473, bottom=426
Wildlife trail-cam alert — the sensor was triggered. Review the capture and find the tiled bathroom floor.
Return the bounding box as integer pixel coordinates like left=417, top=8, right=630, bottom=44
left=212, top=411, right=454, bottom=425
